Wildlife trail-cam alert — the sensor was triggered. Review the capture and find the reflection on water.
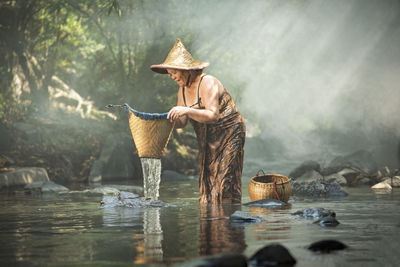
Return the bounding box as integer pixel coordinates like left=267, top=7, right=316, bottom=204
left=141, top=208, right=163, bottom=262
left=200, top=204, right=246, bottom=255
left=102, top=206, right=163, bottom=264
left=1, top=184, right=400, bottom=266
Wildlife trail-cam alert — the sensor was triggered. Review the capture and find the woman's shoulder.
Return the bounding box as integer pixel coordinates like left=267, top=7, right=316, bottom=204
left=201, top=74, right=223, bottom=89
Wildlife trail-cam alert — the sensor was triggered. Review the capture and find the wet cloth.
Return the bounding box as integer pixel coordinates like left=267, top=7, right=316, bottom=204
left=183, top=76, right=246, bottom=204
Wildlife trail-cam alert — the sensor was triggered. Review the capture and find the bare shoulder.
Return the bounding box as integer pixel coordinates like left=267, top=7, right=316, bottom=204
left=200, top=75, right=223, bottom=95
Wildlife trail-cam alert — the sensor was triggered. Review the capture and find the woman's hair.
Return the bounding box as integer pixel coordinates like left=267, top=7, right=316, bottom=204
left=185, top=69, right=203, bottom=87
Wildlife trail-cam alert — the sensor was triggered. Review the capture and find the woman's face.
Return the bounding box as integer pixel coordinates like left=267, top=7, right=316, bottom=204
left=167, top=69, right=187, bottom=87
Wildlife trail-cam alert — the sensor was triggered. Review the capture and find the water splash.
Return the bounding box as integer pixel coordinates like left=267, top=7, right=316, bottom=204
left=140, top=158, right=161, bottom=200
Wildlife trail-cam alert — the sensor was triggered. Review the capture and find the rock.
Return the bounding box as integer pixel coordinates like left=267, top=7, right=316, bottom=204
left=24, top=181, right=69, bottom=193
left=91, top=186, right=121, bottom=195
left=230, top=211, right=263, bottom=224
left=249, top=243, right=296, bottom=267
left=324, top=173, right=347, bottom=185
left=289, top=160, right=320, bottom=179
left=307, top=239, right=347, bottom=253
left=324, top=182, right=348, bottom=196
left=315, top=216, right=340, bottom=227
left=371, top=182, right=392, bottom=190
left=0, top=167, right=50, bottom=188
left=243, top=198, right=287, bottom=207
left=291, top=181, right=348, bottom=197
left=328, top=150, right=378, bottom=174
left=178, top=253, right=247, bottom=267
left=63, top=186, right=121, bottom=196
left=161, top=170, right=190, bottom=181
left=89, top=133, right=142, bottom=183
left=383, top=176, right=400, bottom=187
left=292, top=208, right=336, bottom=220
left=337, top=167, right=362, bottom=184
left=100, top=191, right=166, bottom=208
left=101, top=184, right=144, bottom=195
left=296, top=170, right=323, bottom=182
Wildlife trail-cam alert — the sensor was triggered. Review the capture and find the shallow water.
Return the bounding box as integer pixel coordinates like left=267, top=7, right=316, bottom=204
left=1, top=177, right=400, bottom=266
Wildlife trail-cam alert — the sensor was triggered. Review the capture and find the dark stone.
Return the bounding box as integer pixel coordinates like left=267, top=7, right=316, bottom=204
left=307, top=239, right=347, bottom=253
left=249, top=243, right=296, bottom=267
left=243, top=198, right=287, bottom=207
left=179, top=253, right=247, bottom=267
left=289, top=160, right=321, bottom=179
left=230, top=211, right=264, bottom=225
left=291, top=181, right=348, bottom=197
left=327, top=150, right=378, bottom=174
left=292, top=208, right=336, bottom=220
left=315, top=216, right=340, bottom=227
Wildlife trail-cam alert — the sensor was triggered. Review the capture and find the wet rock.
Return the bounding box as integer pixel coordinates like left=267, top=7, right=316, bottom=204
left=307, top=239, right=347, bottom=253
left=0, top=167, right=50, bottom=188
left=161, top=170, right=190, bottom=181
left=292, top=207, right=336, bottom=220
left=62, top=186, right=120, bottom=196
left=230, top=211, right=263, bottom=224
left=314, top=216, right=340, bottom=227
left=289, top=160, right=320, bottom=179
left=291, top=181, right=348, bottom=197
left=100, top=191, right=166, bottom=208
left=323, top=173, right=347, bottom=185
left=101, top=184, right=143, bottom=195
left=178, top=253, right=247, bottom=267
left=371, top=182, right=392, bottom=190
left=24, top=181, right=69, bottom=193
left=328, top=150, right=378, bottom=174
left=249, top=243, right=296, bottom=267
left=296, top=170, right=323, bottom=183
left=243, top=198, right=287, bottom=207
left=337, top=167, right=362, bottom=185
left=383, top=176, right=400, bottom=187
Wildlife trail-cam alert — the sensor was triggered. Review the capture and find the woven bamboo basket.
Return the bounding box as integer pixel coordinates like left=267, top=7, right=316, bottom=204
left=128, top=110, right=173, bottom=159
left=248, top=173, right=292, bottom=203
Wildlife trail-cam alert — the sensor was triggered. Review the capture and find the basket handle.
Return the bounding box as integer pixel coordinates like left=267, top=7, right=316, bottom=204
left=255, top=169, right=265, bottom=176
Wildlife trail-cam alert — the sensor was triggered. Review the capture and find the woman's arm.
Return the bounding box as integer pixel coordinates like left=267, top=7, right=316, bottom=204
left=170, top=87, right=188, bottom=128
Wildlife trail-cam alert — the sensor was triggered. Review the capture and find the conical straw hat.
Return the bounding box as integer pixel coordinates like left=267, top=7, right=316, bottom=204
left=150, top=38, right=209, bottom=74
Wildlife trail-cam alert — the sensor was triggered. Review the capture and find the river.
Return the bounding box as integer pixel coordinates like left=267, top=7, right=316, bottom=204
left=0, top=176, right=399, bottom=266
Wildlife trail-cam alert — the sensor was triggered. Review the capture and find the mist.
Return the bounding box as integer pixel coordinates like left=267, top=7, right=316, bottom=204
left=138, top=0, right=400, bottom=166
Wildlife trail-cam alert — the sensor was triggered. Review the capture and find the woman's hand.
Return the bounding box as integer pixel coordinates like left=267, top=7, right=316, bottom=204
left=167, top=106, right=190, bottom=122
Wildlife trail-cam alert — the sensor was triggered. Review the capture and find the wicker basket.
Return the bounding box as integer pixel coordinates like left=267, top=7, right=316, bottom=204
left=128, top=110, right=173, bottom=158
left=248, top=173, right=292, bottom=203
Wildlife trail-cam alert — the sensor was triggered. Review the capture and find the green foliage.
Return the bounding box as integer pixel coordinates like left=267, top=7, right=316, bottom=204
left=2, top=0, right=244, bottom=117
left=0, top=94, right=28, bottom=124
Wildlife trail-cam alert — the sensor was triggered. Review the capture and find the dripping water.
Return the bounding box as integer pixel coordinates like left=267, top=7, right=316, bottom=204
left=140, top=158, right=162, bottom=200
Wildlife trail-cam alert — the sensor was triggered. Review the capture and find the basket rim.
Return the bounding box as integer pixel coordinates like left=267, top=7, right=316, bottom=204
left=250, top=173, right=291, bottom=184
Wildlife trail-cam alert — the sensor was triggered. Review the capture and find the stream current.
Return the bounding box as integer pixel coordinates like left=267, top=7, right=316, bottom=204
left=0, top=177, right=400, bottom=266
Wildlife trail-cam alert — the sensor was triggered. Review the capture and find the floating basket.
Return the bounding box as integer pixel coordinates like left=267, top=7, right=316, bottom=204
left=248, top=173, right=292, bottom=203
left=125, top=104, right=173, bottom=159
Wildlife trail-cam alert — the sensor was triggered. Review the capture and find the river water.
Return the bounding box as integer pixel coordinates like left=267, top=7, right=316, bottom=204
left=1, top=177, right=400, bottom=266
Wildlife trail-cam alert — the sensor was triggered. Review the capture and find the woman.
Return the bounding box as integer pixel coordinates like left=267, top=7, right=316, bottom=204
left=151, top=39, right=246, bottom=204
